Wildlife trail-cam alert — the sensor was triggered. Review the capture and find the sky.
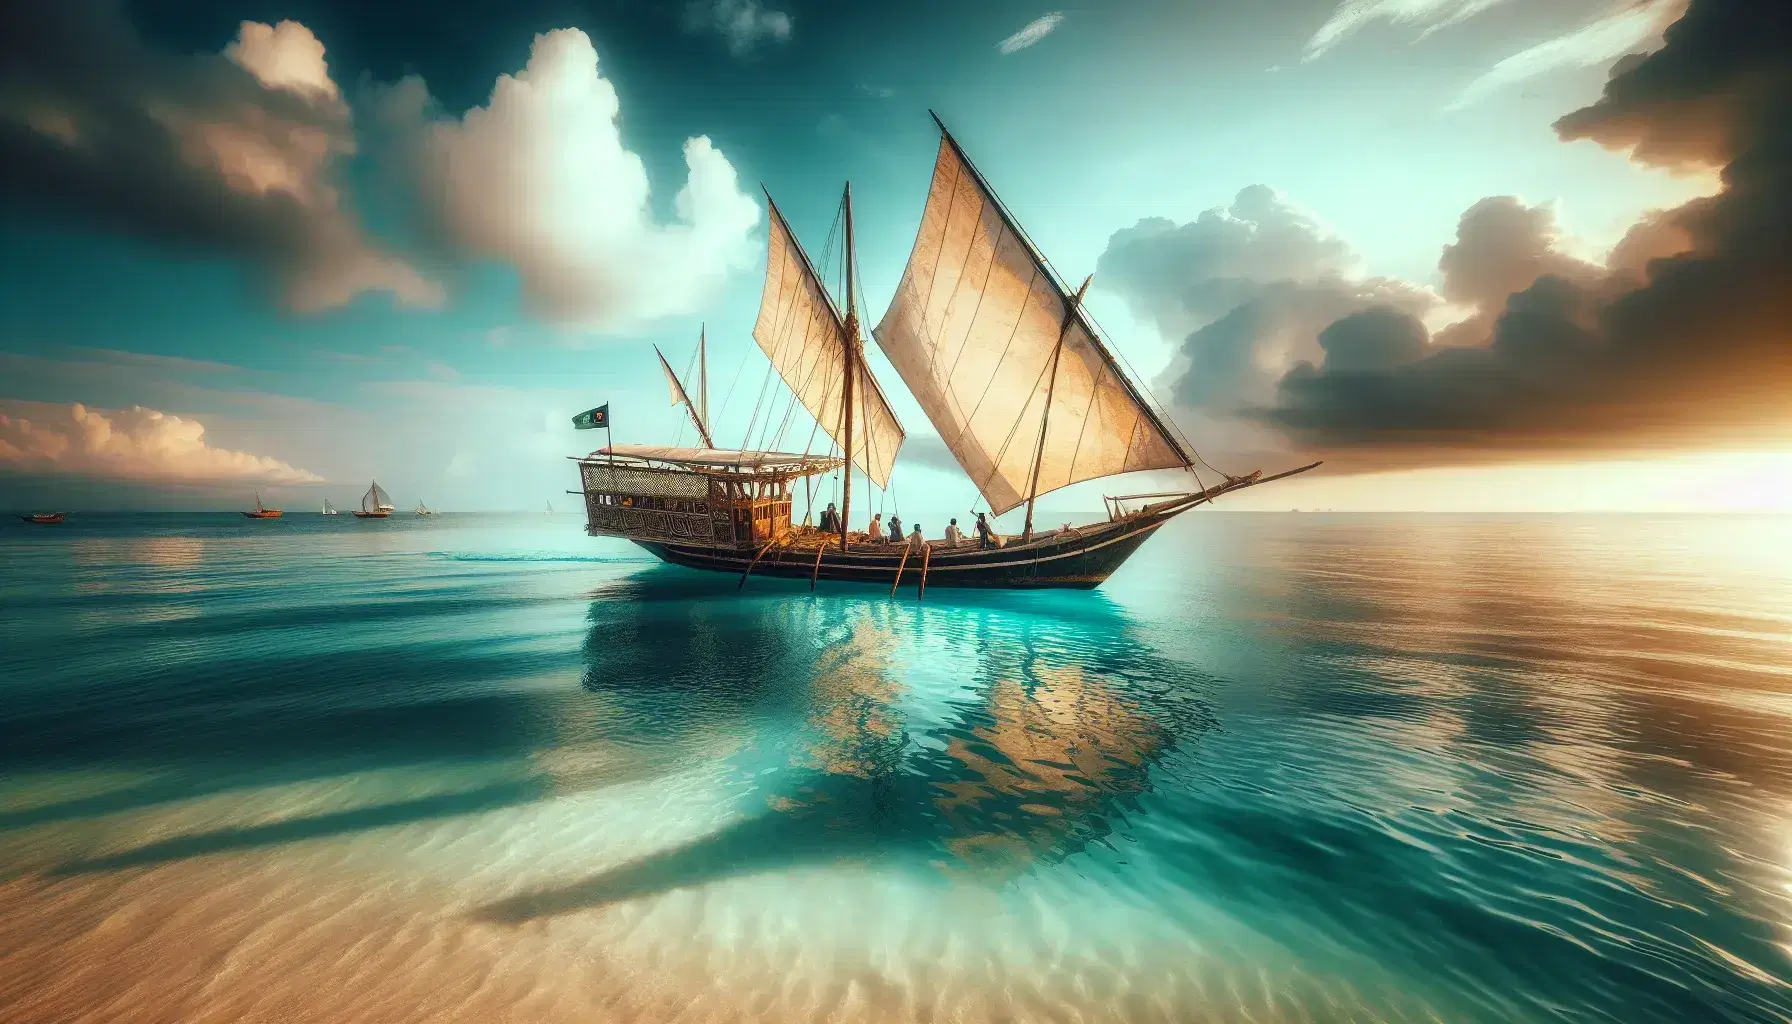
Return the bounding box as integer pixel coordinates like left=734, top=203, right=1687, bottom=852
left=0, top=0, right=1785, bottom=519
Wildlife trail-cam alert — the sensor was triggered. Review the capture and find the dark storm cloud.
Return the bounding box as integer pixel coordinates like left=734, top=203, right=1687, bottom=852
left=1097, top=0, right=1787, bottom=463
left=1263, top=0, right=1790, bottom=456
left=0, top=0, right=437, bottom=312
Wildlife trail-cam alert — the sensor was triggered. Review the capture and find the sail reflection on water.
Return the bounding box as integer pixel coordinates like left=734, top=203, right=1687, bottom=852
left=933, top=666, right=1177, bottom=876
left=576, top=575, right=1214, bottom=888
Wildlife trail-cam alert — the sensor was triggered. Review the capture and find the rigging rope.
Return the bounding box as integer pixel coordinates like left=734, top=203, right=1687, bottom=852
left=1078, top=303, right=1226, bottom=475
left=948, top=132, right=1223, bottom=478
left=739, top=358, right=778, bottom=449
left=715, top=344, right=754, bottom=446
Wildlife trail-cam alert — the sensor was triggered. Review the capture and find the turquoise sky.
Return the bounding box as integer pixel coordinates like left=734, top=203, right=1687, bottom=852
left=0, top=0, right=1712, bottom=519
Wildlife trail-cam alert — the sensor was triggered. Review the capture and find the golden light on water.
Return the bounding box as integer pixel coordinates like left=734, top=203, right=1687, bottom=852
left=1221, top=450, right=1792, bottom=513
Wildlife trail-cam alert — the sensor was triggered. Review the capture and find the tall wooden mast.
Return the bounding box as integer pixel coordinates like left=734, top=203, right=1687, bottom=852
left=697, top=324, right=708, bottom=435
left=1023, top=273, right=1093, bottom=541
left=840, top=183, right=858, bottom=551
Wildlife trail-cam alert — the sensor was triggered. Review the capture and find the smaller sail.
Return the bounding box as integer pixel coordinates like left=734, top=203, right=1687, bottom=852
left=752, top=196, right=905, bottom=487
left=656, top=344, right=714, bottom=449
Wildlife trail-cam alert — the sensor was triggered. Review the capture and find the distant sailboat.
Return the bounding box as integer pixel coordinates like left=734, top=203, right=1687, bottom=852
left=322, top=499, right=338, bottom=516
left=354, top=480, right=395, bottom=519
left=415, top=500, right=434, bottom=516
left=19, top=512, right=66, bottom=525
left=242, top=489, right=283, bottom=519
left=544, top=501, right=554, bottom=516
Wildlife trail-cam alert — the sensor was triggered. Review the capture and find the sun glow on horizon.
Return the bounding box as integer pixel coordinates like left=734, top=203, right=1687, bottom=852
left=1219, top=450, right=1792, bottom=513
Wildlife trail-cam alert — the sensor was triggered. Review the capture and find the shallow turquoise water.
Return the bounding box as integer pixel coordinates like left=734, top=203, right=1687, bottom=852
left=2, top=511, right=1790, bottom=1023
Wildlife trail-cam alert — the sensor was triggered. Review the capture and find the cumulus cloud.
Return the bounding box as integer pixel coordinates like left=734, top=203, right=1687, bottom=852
left=1450, top=1, right=1686, bottom=109
left=1266, top=0, right=1790, bottom=458
left=683, top=0, right=793, bottom=56
left=998, top=13, right=1064, bottom=55
left=0, top=403, right=321, bottom=484
left=1097, top=186, right=1435, bottom=411
left=0, top=1, right=439, bottom=313
left=1428, top=195, right=1604, bottom=347
left=1305, top=0, right=1511, bottom=60
left=374, top=28, right=760, bottom=329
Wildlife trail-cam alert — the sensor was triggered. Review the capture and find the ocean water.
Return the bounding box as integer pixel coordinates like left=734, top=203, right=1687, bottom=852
left=2, top=510, right=1790, bottom=1024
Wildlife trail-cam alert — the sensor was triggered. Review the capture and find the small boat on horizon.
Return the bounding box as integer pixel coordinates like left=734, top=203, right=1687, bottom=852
left=19, top=512, right=67, bottom=525
left=415, top=500, right=434, bottom=516
left=242, top=490, right=284, bottom=519
left=323, top=499, right=338, bottom=515
left=544, top=501, right=554, bottom=516
left=354, top=481, right=396, bottom=518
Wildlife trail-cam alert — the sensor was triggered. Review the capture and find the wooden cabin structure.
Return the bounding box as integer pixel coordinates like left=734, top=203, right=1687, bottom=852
left=577, top=446, right=841, bottom=550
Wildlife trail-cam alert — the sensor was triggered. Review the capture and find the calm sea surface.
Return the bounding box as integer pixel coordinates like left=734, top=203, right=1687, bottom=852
left=2, top=511, right=1790, bottom=1023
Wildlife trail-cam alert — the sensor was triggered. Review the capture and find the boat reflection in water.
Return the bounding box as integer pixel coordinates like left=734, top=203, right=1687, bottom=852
left=477, top=571, right=1213, bottom=922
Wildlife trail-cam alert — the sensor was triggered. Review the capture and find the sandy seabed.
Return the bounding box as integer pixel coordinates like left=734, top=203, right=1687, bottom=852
left=0, top=764, right=1411, bottom=1024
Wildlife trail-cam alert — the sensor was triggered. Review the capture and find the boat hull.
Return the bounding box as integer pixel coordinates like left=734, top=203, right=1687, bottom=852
left=632, top=512, right=1174, bottom=591
left=352, top=511, right=391, bottom=518
left=241, top=510, right=284, bottom=519
left=19, top=514, right=66, bottom=525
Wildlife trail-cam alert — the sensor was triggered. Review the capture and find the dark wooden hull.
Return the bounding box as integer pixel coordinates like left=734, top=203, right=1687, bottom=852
left=632, top=508, right=1181, bottom=591
left=19, top=514, right=66, bottom=525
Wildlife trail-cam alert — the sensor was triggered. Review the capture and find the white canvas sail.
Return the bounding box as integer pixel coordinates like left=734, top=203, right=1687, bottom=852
left=364, top=481, right=393, bottom=513
left=752, top=199, right=904, bottom=488
left=872, top=127, right=1190, bottom=516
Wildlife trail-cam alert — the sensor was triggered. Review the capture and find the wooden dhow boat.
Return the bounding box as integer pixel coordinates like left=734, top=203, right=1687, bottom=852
left=572, top=114, right=1317, bottom=591
left=19, top=512, right=67, bottom=525
left=241, top=490, right=283, bottom=519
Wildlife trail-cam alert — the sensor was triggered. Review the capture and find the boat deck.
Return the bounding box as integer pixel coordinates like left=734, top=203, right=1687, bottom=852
left=632, top=506, right=1181, bottom=591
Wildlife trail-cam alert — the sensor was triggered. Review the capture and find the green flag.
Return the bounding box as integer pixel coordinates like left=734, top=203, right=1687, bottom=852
left=572, top=404, right=609, bottom=430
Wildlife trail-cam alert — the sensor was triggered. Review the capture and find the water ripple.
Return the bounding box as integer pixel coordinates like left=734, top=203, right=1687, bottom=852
left=2, top=513, right=1790, bottom=1022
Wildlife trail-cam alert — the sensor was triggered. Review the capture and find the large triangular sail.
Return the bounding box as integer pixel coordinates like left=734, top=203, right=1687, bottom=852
left=364, top=481, right=393, bottom=513
left=873, top=119, right=1191, bottom=516
left=752, top=196, right=905, bottom=488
